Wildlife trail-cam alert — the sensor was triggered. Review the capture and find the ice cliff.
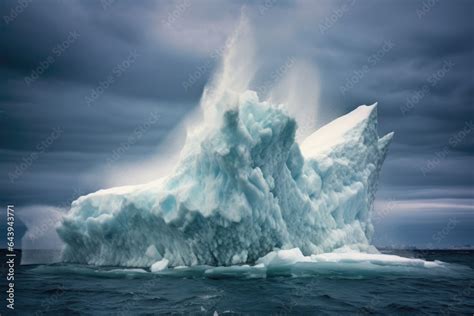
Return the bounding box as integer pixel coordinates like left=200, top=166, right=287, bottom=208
left=57, top=91, right=393, bottom=267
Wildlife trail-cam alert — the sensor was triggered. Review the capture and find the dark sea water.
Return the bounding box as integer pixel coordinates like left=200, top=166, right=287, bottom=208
left=2, top=250, right=474, bottom=315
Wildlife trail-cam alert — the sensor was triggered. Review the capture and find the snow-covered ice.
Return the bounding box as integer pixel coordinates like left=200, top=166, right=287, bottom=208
left=57, top=90, right=396, bottom=269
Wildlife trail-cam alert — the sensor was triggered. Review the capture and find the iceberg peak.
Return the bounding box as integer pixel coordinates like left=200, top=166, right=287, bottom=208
left=300, top=102, right=381, bottom=157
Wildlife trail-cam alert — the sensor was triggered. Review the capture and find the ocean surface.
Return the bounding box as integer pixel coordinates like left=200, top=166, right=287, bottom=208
left=2, top=250, right=473, bottom=315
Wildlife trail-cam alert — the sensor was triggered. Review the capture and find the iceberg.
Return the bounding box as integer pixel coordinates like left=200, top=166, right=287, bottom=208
left=57, top=90, right=393, bottom=268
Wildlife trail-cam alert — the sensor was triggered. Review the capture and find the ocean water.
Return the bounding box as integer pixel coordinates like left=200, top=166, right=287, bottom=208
left=4, top=250, right=474, bottom=315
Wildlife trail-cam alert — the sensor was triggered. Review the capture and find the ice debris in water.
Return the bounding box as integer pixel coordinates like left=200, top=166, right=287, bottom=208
left=57, top=90, right=394, bottom=268
left=151, top=259, right=169, bottom=272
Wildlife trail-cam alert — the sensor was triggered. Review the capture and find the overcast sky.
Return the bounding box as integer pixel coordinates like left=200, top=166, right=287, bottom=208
left=1, top=0, right=473, bottom=249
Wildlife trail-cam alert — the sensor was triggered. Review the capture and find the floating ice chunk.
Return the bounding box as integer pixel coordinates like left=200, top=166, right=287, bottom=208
left=256, top=248, right=310, bottom=267
left=310, top=252, right=445, bottom=268
left=151, top=259, right=169, bottom=272
left=108, top=268, right=148, bottom=274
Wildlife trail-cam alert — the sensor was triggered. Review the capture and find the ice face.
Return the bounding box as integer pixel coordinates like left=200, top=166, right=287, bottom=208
left=57, top=90, right=393, bottom=267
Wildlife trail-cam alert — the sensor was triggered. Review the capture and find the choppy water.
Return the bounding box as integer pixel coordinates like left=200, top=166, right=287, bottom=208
left=3, top=250, right=474, bottom=315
